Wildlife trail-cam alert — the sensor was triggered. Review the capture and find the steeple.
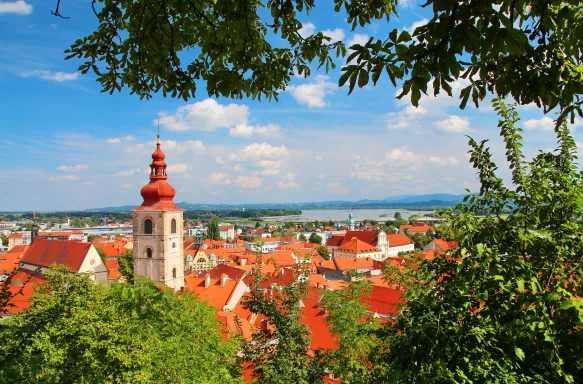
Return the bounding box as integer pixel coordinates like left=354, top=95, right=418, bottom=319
left=135, top=135, right=181, bottom=211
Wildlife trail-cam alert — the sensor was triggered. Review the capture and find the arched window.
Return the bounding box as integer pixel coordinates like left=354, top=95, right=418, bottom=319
left=146, top=248, right=153, bottom=258
left=197, top=258, right=206, bottom=263
left=171, top=218, right=177, bottom=234
left=172, top=268, right=177, bottom=278
left=144, top=219, right=153, bottom=234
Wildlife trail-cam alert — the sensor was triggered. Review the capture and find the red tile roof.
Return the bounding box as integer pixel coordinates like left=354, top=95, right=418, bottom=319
left=400, top=223, right=435, bottom=233
left=336, top=238, right=380, bottom=253
left=361, top=286, right=405, bottom=316
left=387, top=233, right=415, bottom=247
left=20, top=239, right=92, bottom=273
left=3, top=269, right=46, bottom=314
left=334, top=257, right=383, bottom=271
left=326, top=234, right=344, bottom=247
left=203, top=264, right=246, bottom=281
left=8, top=233, right=24, bottom=239
left=185, top=275, right=239, bottom=310
left=341, top=231, right=379, bottom=246
left=300, top=288, right=338, bottom=350
left=265, top=250, right=297, bottom=267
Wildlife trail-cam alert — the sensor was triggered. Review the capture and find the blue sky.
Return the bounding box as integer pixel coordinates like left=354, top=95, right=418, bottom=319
left=0, top=0, right=580, bottom=211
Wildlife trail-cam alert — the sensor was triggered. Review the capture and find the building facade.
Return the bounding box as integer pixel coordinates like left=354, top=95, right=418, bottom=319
left=132, top=135, right=185, bottom=291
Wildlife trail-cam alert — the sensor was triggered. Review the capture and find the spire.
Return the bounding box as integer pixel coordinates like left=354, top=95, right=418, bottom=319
left=134, top=134, right=182, bottom=211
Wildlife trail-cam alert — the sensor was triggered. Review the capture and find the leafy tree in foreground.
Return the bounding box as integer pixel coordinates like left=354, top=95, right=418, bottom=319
left=382, top=99, right=583, bottom=383
left=0, top=267, right=242, bottom=383
left=242, top=260, right=325, bottom=383
left=57, top=1, right=582, bottom=122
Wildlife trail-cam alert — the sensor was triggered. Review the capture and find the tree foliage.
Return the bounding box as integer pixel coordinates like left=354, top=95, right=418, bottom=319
left=118, top=249, right=134, bottom=283
left=316, top=246, right=330, bottom=260
left=308, top=233, right=323, bottom=245
left=0, top=268, right=242, bottom=383
left=206, top=217, right=221, bottom=240
left=382, top=99, right=583, bottom=383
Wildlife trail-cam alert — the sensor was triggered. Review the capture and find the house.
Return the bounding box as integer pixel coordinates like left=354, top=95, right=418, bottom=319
left=36, top=230, right=86, bottom=242
left=327, top=231, right=415, bottom=259
left=399, top=223, right=436, bottom=235
left=333, top=237, right=384, bottom=261
left=0, top=245, right=29, bottom=276
left=219, top=225, right=235, bottom=240
left=7, top=232, right=31, bottom=250
left=424, top=238, right=459, bottom=253
left=19, top=239, right=108, bottom=282
left=185, top=273, right=249, bottom=312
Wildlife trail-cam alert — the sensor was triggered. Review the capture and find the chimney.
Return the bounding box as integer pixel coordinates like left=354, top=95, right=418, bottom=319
left=316, top=281, right=320, bottom=288
left=261, top=319, right=269, bottom=331
left=220, top=273, right=228, bottom=287
left=204, top=274, right=211, bottom=289
left=240, top=258, right=248, bottom=266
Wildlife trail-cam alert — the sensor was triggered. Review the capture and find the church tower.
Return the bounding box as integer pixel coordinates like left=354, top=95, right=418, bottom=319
left=132, top=135, right=184, bottom=291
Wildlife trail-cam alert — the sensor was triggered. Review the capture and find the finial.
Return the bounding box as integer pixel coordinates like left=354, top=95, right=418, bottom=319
left=156, top=120, right=161, bottom=144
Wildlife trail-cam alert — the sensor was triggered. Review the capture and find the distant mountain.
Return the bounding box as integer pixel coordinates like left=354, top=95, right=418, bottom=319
left=84, top=194, right=468, bottom=212
left=384, top=194, right=466, bottom=204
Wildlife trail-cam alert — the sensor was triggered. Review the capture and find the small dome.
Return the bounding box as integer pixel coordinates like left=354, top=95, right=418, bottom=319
left=209, top=253, right=217, bottom=261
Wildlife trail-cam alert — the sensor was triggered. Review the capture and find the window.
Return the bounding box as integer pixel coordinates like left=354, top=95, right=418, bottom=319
left=144, top=219, right=153, bottom=234
left=197, top=258, right=206, bottom=263
left=171, top=218, right=177, bottom=234
left=172, top=268, right=177, bottom=278
left=146, top=248, right=153, bottom=258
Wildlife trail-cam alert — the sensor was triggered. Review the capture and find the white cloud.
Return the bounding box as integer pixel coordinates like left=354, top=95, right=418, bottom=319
left=57, top=164, right=88, bottom=172
left=258, top=169, right=280, bottom=176
left=288, top=75, right=336, bottom=108
left=114, top=168, right=142, bottom=177
left=387, top=105, right=427, bottom=129
left=48, top=175, right=79, bottom=182
left=208, top=172, right=232, bottom=185
left=405, top=18, right=429, bottom=34
left=106, top=138, right=121, bottom=144
left=125, top=139, right=205, bottom=154
left=0, top=1, right=32, bottom=15
left=399, top=0, right=415, bottom=7
left=435, top=115, right=471, bottom=133
left=277, top=181, right=301, bottom=189
left=20, top=70, right=78, bottom=82
left=347, top=33, right=368, bottom=47
left=282, top=172, right=296, bottom=181
left=227, top=143, right=289, bottom=170
left=385, top=147, right=416, bottom=163
left=229, top=123, right=282, bottom=139
left=120, top=183, right=131, bottom=189
left=429, top=156, right=460, bottom=166
left=123, top=135, right=135, bottom=141
left=524, top=116, right=555, bottom=131
left=351, top=168, right=385, bottom=181
left=322, top=28, right=345, bottom=41
left=158, top=98, right=248, bottom=131
left=167, top=163, right=191, bottom=174
left=235, top=175, right=262, bottom=189
left=298, top=22, right=316, bottom=38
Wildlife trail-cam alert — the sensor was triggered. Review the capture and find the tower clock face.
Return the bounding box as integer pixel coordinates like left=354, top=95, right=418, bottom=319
left=169, top=236, right=179, bottom=253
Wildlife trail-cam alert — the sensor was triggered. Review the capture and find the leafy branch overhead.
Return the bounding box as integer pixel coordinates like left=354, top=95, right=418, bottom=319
left=59, top=1, right=582, bottom=123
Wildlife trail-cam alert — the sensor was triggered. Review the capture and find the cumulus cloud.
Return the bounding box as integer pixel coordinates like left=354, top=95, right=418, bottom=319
left=387, top=105, right=427, bottom=129
left=114, top=168, right=142, bottom=177
left=288, top=75, right=336, bottom=108
left=20, top=70, right=78, bottom=82
left=226, top=143, right=289, bottom=171
left=347, top=33, right=369, bottom=47
left=524, top=116, right=555, bottom=131
left=435, top=115, right=471, bottom=133
left=0, top=1, right=32, bottom=14
left=48, top=175, right=79, bottom=182
left=258, top=169, right=280, bottom=176
left=229, top=123, right=282, bottom=139
left=208, top=172, right=232, bottom=185
left=384, top=147, right=416, bottom=163
left=235, top=175, right=262, bottom=189
left=57, top=164, right=88, bottom=172
left=429, top=156, right=460, bottom=166
left=298, top=22, right=316, bottom=37
left=277, top=181, right=300, bottom=189
left=106, top=138, right=121, bottom=144
left=167, top=163, right=191, bottom=174
left=158, top=98, right=248, bottom=131
left=351, top=168, right=385, bottom=181
left=125, top=139, right=205, bottom=154
left=404, top=18, right=429, bottom=34
left=322, top=28, right=345, bottom=41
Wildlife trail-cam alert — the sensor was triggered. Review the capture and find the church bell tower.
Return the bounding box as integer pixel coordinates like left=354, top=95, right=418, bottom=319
left=132, top=135, right=184, bottom=290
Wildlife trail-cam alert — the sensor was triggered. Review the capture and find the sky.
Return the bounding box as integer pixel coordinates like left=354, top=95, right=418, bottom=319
left=0, top=0, right=581, bottom=211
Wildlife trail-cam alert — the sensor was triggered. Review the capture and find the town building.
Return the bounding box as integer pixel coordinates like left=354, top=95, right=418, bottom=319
left=424, top=238, right=459, bottom=253
left=399, top=223, right=436, bottom=235
left=333, top=237, right=384, bottom=260
left=326, top=230, right=415, bottom=260
left=7, top=232, right=31, bottom=250
left=132, top=134, right=185, bottom=291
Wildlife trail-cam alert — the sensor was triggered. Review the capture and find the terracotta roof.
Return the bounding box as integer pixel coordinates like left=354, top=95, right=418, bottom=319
left=336, top=238, right=380, bottom=253
left=185, top=275, right=240, bottom=309
left=37, top=231, right=74, bottom=238
left=278, top=242, right=318, bottom=250
left=432, top=239, right=450, bottom=251
left=20, top=239, right=92, bottom=273
left=0, top=253, right=22, bottom=274
left=361, top=286, right=404, bottom=316
left=265, top=250, right=297, bottom=267
left=334, top=257, right=382, bottom=271
left=300, top=288, right=338, bottom=350
left=219, top=225, right=234, bottom=231
left=105, top=260, right=120, bottom=270
left=342, top=231, right=379, bottom=246
left=3, top=269, right=46, bottom=314
left=202, top=264, right=246, bottom=281
left=7, top=245, right=29, bottom=254
left=316, top=259, right=337, bottom=270
left=326, top=234, right=344, bottom=247
left=387, top=233, right=415, bottom=247
left=8, top=233, right=24, bottom=239
left=108, top=270, right=122, bottom=280
left=400, top=223, right=435, bottom=233
left=217, top=311, right=253, bottom=341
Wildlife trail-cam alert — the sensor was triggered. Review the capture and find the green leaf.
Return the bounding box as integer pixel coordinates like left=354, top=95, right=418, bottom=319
left=515, top=347, right=525, bottom=361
